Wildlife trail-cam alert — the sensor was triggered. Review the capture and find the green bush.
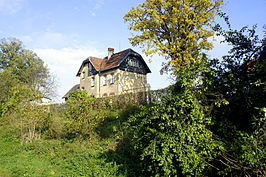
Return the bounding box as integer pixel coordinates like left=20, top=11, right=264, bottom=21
left=64, top=90, right=108, bottom=139
left=3, top=102, right=50, bottom=144
left=126, top=90, right=218, bottom=176
left=44, top=105, right=67, bottom=139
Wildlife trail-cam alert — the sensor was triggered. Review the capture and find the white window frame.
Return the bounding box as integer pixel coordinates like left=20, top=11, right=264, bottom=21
left=110, top=73, right=115, bottom=84
left=103, top=75, right=107, bottom=86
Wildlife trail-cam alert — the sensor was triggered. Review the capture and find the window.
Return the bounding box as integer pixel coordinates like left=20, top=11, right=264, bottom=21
left=110, top=74, right=115, bottom=84
left=128, top=59, right=133, bottom=66
left=128, top=58, right=139, bottom=68
left=109, top=93, right=115, bottom=96
left=91, top=77, right=95, bottom=87
left=103, top=75, right=107, bottom=86
left=81, top=71, right=85, bottom=79
left=102, top=93, right=108, bottom=97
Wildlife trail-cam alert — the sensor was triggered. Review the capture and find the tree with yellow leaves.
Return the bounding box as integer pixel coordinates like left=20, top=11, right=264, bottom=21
left=124, top=0, right=223, bottom=72
left=123, top=1, right=225, bottom=176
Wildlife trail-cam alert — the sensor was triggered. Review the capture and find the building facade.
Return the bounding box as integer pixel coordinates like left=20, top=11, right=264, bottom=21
left=74, top=48, right=151, bottom=98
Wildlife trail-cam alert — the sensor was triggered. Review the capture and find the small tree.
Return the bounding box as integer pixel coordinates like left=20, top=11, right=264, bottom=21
left=65, top=90, right=106, bottom=139
left=16, top=102, right=50, bottom=144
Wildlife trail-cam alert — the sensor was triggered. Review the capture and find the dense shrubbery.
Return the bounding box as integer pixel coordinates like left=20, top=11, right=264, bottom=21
left=0, top=88, right=139, bottom=176
left=126, top=91, right=218, bottom=176
left=204, top=25, right=266, bottom=176
left=64, top=89, right=107, bottom=139
left=0, top=4, right=265, bottom=176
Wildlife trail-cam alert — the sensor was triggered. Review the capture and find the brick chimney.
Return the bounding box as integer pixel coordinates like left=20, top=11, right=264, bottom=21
left=108, top=48, right=114, bottom=60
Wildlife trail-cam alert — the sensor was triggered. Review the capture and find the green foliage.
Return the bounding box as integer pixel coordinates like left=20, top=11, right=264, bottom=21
left=0, top=38, right=54, bottom=117
left=0, top=38, right=54, bottom=98
left=4, top=102, right=50, bottom=144
left=124, top=0, right=223, bottom=71
left=205, top=24, right=266, bottom=176
left=0, top=70, right=32, bottom=116
left=65, top=89, right=107, bottom=139
left=19, top=103, right=50, bottom=144
left=0, top=126, right=126, bottom=177
left=44, top=104, right=67, bottom=139
left=123, top=1, right=225, bottom=176
left=126, top=90, right=218, bottom=176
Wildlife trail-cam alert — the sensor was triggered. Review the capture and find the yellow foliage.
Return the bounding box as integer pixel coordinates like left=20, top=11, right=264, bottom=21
left=125, top=0, right=223, bottom=71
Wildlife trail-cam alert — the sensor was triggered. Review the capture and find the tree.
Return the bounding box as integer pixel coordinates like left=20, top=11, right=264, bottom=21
left=124, top=0, right=223, bottom=72
left=205, top=24, right=266, bottom=176
left=123, top=1, right=224, bottom=176
left=0, top=70, right=33, bottom=116
left=0, top=38, right=54, bottom=101
left=0, top=38, right=54, bottom=116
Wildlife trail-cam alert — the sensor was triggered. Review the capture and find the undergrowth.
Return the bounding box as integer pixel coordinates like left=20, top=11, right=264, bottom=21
left=0, top=106, right=138, bottom=177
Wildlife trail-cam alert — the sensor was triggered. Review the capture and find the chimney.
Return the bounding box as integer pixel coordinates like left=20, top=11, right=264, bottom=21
left=108, top=48, right=114, bottom=60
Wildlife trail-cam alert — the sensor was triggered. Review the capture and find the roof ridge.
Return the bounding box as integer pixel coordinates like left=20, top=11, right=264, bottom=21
left=89, top=56, right=103, bottom=60
left=103, top=48, right=132, bottom=59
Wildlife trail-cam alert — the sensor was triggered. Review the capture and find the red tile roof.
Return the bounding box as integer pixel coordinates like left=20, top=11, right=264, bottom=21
left=90, top=48, right=129, bottom=71
left=89, top=56, right=103, bottom=71
left=77, top=48, right=151, bottom=76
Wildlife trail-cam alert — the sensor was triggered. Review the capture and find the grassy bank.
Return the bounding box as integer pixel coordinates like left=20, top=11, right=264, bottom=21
left=0, top=108, right=133, bottom=177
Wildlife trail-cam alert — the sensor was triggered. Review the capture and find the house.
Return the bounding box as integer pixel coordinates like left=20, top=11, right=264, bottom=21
left=64, top=48, right=151, bottom=99
left=62, top=84, right=80, bottom=100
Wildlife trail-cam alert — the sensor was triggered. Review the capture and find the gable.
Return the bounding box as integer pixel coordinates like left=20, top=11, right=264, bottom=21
left=76, top=59, right=98, bottom=77
left=88, top=62, right=97, bottom=76
left=119, top=53, right=151, bottom=74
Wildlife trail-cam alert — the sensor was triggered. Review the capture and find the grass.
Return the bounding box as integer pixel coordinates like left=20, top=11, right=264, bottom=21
left=0, top=105, right=141, bottom=177
left=0, top=125, right=127, bottom=177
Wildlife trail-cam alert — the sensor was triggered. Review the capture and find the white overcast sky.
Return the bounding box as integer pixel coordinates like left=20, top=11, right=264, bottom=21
left=0, top=0, right=265, bottom=102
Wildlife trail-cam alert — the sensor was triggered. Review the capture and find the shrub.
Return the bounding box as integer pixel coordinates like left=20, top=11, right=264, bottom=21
left=126, top=90, right=218, bottom=176
left=64, top=90, right=107, bottom=139
left=5, top=102, right=51, bottom=144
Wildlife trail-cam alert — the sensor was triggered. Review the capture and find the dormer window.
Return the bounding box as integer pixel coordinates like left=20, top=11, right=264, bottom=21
left=128, top=58, right=139, bottom=67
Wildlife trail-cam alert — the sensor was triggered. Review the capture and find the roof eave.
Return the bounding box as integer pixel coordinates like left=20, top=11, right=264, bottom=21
left=76, top=57, right=101, bottom=77
left=76, top=58, right=90, bottom=77
left=88, top=57, right=101, bottom=72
